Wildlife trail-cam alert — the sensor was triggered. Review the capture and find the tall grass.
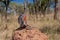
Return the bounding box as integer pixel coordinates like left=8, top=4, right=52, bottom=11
left=0, top=13, right=60, bottom=40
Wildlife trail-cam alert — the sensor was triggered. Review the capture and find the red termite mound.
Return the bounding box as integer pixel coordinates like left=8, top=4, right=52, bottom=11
left=12, top=26, right=48, bottom=40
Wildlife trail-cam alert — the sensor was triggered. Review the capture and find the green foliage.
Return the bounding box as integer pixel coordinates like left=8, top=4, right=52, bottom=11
left=10, top=2, right=24, bottom=14
left=27, top=0, right=50, bottom=15
left=0, top=2, right=5, bottom=13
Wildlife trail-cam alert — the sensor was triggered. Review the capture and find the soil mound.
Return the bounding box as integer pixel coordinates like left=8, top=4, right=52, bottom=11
left=12, top=26, right=48, bottom=40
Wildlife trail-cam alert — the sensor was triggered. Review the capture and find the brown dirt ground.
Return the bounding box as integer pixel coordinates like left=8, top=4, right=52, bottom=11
left=13, top=27, right=48, bottom=40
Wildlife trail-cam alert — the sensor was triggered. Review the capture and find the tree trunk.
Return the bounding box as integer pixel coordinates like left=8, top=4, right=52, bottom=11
left=24, top=0, right=27, bottom=13
left=4, top=0, right=10, bottom=30
left=54, top=0, right=58, bottom=20
left=5, top=5, right=7, bottom=30
left=33, top=0, right=38, bottom=20
left=47, top=0, right=50, bottom=14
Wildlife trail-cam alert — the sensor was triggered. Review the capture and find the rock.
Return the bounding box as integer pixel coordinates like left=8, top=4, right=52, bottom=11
left=12, top=26, right=48, bottom=40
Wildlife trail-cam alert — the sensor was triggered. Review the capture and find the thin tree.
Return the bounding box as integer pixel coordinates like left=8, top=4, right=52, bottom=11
left=54, top=0, right=58, bottom=20
left=2, top=0, right=10, bottom=29
left=2, top=0, right=13, bottom=29
left=24, top=0, right=27, bottom=14
left=33, top=0, right=38, bottom=20
left=47, top=0, right=50, bottom=14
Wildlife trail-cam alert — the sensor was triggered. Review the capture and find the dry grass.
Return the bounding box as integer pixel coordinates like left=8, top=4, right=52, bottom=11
left=0, top=12, right=60, bottom=40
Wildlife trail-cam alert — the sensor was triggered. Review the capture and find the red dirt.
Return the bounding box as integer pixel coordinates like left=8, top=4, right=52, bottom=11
left=13, top=27, right=48, bottom=40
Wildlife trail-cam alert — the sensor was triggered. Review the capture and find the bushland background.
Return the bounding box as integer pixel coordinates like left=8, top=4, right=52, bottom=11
left=0, top=0, right=60, bottom=40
